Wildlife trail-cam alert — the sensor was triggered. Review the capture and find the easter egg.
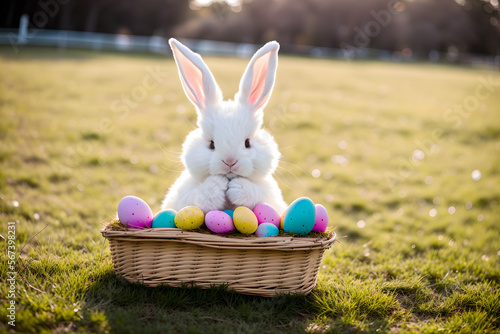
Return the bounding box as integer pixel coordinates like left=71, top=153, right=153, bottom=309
left=253, top=203, right=280, bottom=228
left=152, top=209, right=177, bottom=228
left=313, top=204, right=329, bottom=232
left=117, top=196, right=153, bottom=229
left=205, top=210, right=235, bottom=234
left=174, top=206, right=204, bottom=230
left=282, top=197, right=316, bottom=235
left=280, top=208, right=288, bottom=230
left=233, top=206, right=258, bottom=235
left=255, top=223, right=280, bottom=237
left=223, top=209, right=234, bottom=219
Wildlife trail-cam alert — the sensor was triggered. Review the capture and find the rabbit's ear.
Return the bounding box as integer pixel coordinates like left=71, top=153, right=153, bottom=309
left=169, top=38, right=222, bottom=112
left=237, top=41, right=280, bottom=112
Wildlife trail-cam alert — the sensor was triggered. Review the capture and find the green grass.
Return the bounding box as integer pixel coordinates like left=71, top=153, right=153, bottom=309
left=1, top=46, right=499, bottom=333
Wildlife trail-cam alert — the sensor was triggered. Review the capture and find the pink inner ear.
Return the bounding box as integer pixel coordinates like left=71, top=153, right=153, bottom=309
left=249, top=51, right=271, bottom=107
left=172, top=47, right=205, bottom=109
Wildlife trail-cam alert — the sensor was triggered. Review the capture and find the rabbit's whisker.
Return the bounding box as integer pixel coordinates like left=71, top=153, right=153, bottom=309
left=274, top=169, right=293, bottom=191
left=164, top=157, right=182, bottom=164
left=160, top=164, right=185, bottom=173
left=274, top=168, right=291, bottom=186
left=158, top=144, right=182, bottom=154
left=277, top=165, right=305, bottom=187
left=183, top=114, right=197, bottom=129
left=278, top=160, right=308, bottom=176
left=279, top=145, right=296, bottom=151
left=163, top=148, right=183, bottom=155
left=159, top=145, right=182, bottom=160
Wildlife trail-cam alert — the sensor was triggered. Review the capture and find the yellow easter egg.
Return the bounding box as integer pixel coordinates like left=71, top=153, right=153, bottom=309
left=233, top=206, right=258, bottom=235
left=174, top=206, right=204, bottom=230
left=280, top=208, right=288, bottom=230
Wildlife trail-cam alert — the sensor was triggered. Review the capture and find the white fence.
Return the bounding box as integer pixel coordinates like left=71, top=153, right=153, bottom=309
left=0, top=27, right=498, bottom=69
left=0, top=28, right=270, bottom=57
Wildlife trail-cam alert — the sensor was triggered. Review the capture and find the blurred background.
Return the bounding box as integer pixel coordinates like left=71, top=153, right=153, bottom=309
left=1, top=1, right=500, bottom=332
left=1, top=0, right=499, bottom=65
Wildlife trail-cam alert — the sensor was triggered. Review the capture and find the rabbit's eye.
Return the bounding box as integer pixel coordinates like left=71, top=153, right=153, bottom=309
left=245, top=138, right=251, bottom=148
left=210, top=140, right=215, bottom=150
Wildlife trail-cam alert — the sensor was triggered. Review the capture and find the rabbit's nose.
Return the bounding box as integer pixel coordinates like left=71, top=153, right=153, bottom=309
left=222, top=158, right=237, bottom=167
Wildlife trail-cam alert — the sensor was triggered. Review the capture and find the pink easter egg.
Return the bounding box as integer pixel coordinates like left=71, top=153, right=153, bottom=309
left=117, top=195, right=153, bottom=229
left=205, top=210, right=235, bottom=234
left=312, top=204, right=329, bottom=232
left=253, top=203, right=280, bottom=228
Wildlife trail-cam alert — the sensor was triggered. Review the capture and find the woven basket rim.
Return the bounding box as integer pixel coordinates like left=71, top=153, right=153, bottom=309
left=100, top=227, right=336, bottom=251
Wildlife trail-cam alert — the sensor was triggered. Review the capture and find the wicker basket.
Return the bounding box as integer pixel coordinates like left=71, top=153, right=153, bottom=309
left=101, top=227, right=336, bottom=297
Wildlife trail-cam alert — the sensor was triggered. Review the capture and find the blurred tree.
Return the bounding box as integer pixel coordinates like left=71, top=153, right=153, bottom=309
left=0, top=0, right=189, bottom=36
left=464, top=0, right=500, bottom=54
left=1, top=0, right=498, bottom=56
left=173, top=0, right=499, bottom=56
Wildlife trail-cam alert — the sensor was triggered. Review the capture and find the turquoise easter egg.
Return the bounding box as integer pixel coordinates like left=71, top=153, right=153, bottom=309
left=223, top=209, right=234, bottom=219
left=255, top=223, right=279, bottom=237
left=282, top=197, right=316, bottom=235
left=152, top=209, right=177, bottom=228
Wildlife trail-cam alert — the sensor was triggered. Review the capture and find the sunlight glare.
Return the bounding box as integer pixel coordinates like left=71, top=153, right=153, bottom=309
left=412, top=149, right=425, bottom=162
left=471, top=169, right=482, bottom=181
left=331, top=154, right=350, bottom=167
left=338, top=140, right=347, bottom=150
left=312, top=169, right=321, bottom=178
left=429, top=208, right=437, bottom=217
left=323, top=171, right=333, bottom=180
left=324, top=194, right=334, bottom=202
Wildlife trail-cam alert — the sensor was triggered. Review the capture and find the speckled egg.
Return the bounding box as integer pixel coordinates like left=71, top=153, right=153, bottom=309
left=313, top=204, right=329, bottom=232
left=233, top=206, right=258, bottom=235
left=117, top=195, right=153, bottom=229
left=205, top=210, right=235, bottom=234
left=223, top=209, right=234, bottom=219
left=255, top=223, right=280, bottom=237
left=174, top=206, right=204, bottom=230
left=282, top=197, right=316, bottom=235
left=152, top=209, right=177, bottom=228
left=253, top=203, right=280, bottom=228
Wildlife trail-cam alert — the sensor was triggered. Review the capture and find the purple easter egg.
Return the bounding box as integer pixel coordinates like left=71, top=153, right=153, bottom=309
left=117, top=196, right=153, bottom=229
left=205, top=210, right=235, bottom=234
left=312, top=204, right=329, bottom=232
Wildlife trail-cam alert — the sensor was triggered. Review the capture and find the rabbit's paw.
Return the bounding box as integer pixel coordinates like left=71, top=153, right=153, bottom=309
left=196, top=175, right=228, bottom=212
left=227, top=177, right=261, bottom=209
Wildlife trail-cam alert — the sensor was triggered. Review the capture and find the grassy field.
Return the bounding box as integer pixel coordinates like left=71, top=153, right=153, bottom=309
left=0, top=46, right=499, bottom=333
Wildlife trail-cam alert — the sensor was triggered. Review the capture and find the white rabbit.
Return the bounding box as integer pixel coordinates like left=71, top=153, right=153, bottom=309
left=161, top=38, right=287, bottom=214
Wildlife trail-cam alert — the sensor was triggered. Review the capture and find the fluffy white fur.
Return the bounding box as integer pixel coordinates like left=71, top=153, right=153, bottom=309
left=161, top=39, right=287, bottom=214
